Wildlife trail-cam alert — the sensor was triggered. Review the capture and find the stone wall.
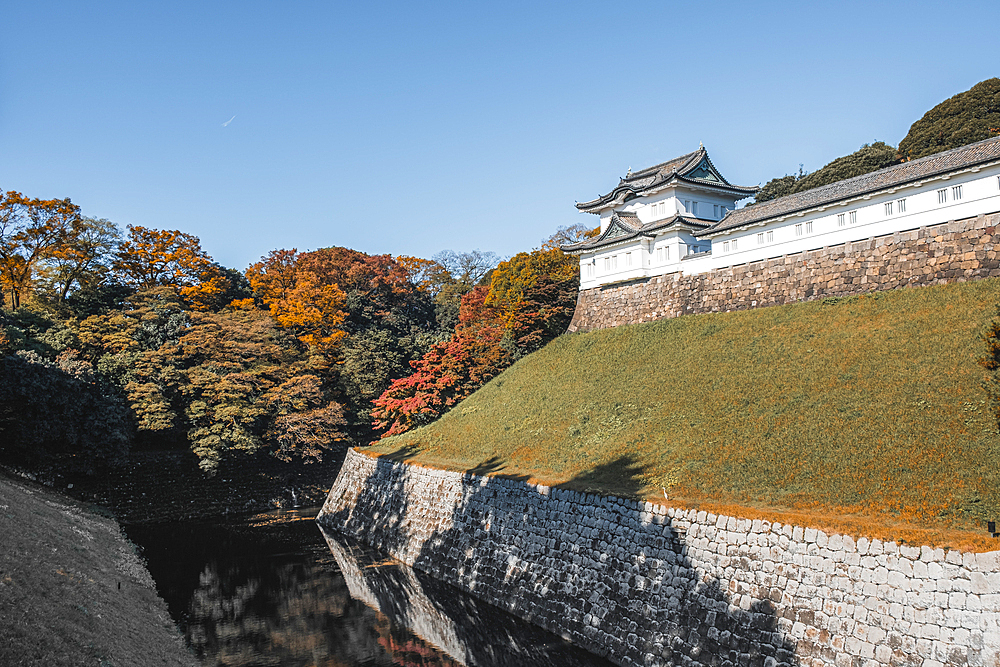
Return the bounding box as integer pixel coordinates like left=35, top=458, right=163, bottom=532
left=323, top=531, right=616, bottom=666
left=319, top=448, right=1000, bottom=667
left=569, top=212, right=1000, bottom=332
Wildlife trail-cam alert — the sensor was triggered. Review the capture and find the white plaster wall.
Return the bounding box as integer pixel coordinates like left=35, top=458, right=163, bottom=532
left=578, top=164, right=1000, bottom=291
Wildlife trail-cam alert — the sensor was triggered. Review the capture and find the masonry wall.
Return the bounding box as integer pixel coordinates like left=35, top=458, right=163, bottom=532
left=318, top=449, right=1000, bottom=667
left=568, top=212, right=1000, bottom=332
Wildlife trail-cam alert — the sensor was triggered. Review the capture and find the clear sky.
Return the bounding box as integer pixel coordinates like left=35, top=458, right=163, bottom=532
left=2, top=1, right=997, bottom=270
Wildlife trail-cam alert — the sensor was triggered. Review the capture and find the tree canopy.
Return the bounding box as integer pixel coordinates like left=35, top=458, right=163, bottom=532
left=899, top=78, right=1000, bottom=161
left=754, top=143, right=900, bottom=205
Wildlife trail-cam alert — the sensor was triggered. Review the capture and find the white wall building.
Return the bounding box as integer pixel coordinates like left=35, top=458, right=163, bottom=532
left=563, top=137, right=1000, bottom=290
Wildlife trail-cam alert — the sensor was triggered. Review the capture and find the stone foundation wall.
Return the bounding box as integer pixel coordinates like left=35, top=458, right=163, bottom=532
left=569, top=212, right=1000, bottom=332
left=319, top=448, right=1000, bottom=667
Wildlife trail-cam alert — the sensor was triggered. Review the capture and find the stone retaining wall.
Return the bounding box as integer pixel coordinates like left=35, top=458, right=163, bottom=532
left=569, top=212, right=1000, bottom=332
left=319, top=448, right=1000, bottom=667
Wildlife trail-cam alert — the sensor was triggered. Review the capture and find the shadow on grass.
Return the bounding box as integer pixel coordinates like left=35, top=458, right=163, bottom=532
left=556, top=453, right=648, bottom=499
left=375, top=443, right=422, bottom=463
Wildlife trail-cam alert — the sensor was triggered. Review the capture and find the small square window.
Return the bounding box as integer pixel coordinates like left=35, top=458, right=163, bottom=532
left=805, top=221, right=813, bottom=233
left=837, top=213, right=845, bottom=227
left=884, top=201, right=893, bottom=216
left=898, top=198, right=906, bottom=213
left=757, top=232, right=764, bottom=244
left=952, top=185, right=963, bottom=200
left=766, top=230, right=774, bottom=242
left=795, top=223, right=803, bottom=236
left=849, top=211, right=857, bottom=224
left=937, top=188, right=947, bottom=204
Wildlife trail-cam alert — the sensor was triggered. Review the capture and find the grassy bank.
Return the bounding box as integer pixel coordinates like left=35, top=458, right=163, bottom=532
left=366, top=279, right=1000, bottom=551
left=0, top=473, right=196, bottom=666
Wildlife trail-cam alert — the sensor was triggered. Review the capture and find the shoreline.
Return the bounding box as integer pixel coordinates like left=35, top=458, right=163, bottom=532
left=0, top=471, right=197, bottom=666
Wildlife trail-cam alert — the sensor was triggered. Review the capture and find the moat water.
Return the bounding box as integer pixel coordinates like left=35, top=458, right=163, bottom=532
left=126, top=507, right=616, bottom=667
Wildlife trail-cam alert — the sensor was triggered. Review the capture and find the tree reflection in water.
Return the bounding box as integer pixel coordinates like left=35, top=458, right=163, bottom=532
left=127, top=509, right=613, bottom=667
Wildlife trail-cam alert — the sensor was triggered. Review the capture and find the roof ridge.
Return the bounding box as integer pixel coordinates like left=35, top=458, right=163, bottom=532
left=627, top=149, right=701, bottom=179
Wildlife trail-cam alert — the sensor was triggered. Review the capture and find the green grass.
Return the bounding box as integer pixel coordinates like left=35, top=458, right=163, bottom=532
left=0, top=474, right=196, bottom=666
left=367, top=279, right=1000, bottom=548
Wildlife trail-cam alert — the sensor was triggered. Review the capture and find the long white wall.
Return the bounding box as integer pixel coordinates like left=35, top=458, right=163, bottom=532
left=579, top=163, right=1000, bottom=290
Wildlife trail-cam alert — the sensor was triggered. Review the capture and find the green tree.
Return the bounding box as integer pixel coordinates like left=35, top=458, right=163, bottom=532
left=37, top=216, right=121, bottom=303
left=753, top=143, right=899, bottom=205
left=899, top=78, right=1000, bottom=160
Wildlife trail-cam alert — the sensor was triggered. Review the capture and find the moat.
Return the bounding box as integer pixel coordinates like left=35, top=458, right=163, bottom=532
left=125, top=507, right=616, bottom=667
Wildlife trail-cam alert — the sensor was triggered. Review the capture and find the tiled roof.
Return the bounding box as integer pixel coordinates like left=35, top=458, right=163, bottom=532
left=561, top=211, right=711, bottom=254
left=699, top=135, right=1000, bottom=237
left=577, top=147, right=758, bottom=213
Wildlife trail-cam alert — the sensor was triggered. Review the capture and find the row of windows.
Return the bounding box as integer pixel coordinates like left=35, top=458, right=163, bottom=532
left=937, top=185, right=963, bottom=205
left=884, top=198, right=907, bottom=216
left=649, top=201, right=668, bottom=220
left=647, top=200, right=731, bottom=221
left=837, top=211, right=858, bottom=226
left=593, top=176, right=996, bottom=273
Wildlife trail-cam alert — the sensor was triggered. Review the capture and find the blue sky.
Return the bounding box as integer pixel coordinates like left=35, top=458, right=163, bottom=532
left=1, top=1, right=997, bottom=270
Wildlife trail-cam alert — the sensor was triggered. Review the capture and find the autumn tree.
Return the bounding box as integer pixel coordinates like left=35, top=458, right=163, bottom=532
left=0, top=190, right=81, bottom=308
left=77, top=288, right=345, bottom=470
left=395, top=255, right=452, bottom=296
left=371, top=286, right=507, bottom=436
left=246, top=249, right=348, bottom=354
left=37, top=216, right=121, bottom=302
left=247, top=246, right=440, bottom=439
left=429, top=249, right=501, bottom=330
left=541, top=223, right=600, bottom=249
left=113, top=225, right=213, bottom=290
left=372, top=238, right=578, bottom=437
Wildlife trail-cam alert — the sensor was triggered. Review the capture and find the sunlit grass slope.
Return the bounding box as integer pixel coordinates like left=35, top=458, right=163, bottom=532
left=366, top=279, right=1000, bottom=548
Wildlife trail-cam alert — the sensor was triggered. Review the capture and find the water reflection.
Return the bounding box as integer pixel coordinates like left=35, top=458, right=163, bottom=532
left=127, top=509, right=614, bottom=667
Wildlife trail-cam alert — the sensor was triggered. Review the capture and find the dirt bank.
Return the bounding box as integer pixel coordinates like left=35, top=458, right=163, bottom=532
left=0, top=472, right=197, bottom=666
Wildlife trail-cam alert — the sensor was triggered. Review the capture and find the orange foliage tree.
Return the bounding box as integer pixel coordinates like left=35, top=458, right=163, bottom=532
left=246, top=249, right=348, bottom=354
left=0, top=190, right=81, bottom=308
left=112, top=225, right=239, bottom=311
left=112, top=225, right=213, bottom=289
left=372, top=242, right=579, bottom=437
left=39, top=216, right=120, bottom=302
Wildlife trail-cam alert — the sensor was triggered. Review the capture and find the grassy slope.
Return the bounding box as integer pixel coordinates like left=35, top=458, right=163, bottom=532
left=0, top=474, right=196, bottom=667
left=367, top=279, right=1000, bottom=551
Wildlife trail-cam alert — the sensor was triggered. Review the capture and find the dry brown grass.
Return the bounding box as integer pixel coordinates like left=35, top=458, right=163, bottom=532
left=366, top=279, right=1000, bottom=552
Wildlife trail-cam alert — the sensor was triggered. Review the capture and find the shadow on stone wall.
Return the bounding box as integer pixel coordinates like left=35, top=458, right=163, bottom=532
left=372, top=453, right=801, bottom=667
left=324, top=531, right=617, bottom=666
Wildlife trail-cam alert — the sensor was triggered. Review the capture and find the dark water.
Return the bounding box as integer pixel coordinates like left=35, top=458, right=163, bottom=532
left=126, top=508, right=616, bottom=667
